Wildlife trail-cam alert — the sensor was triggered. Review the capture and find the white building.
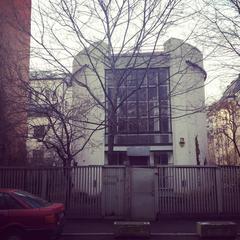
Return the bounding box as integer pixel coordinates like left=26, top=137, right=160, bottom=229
left=27, top=71, right=72, bottom=166
left=72, top=38, right=208, bottom=166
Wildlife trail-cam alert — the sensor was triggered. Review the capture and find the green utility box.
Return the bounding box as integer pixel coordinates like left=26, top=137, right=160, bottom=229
left=114, top=221, right=150, bottom=238
left=197, top=221, right=237, bottom=240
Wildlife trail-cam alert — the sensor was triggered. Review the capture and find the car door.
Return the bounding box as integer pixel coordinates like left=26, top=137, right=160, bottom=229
left=0, top=192, right=9, bottom=230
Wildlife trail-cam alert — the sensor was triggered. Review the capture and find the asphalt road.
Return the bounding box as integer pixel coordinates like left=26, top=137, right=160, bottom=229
left=60, top=236, right=198, bottom=240
left=60, top=236, right=240, bottom=240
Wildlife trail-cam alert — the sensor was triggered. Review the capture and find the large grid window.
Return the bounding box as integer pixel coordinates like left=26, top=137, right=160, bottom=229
left=105, top=68, right=172, bottom=146
left=106, top=68, right=171, bottom=134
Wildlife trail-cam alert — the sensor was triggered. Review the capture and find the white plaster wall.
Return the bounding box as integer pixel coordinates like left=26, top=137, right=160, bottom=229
left=72, top=43, right=107, bottom=166
left=164, top=38, right=207, bottom=165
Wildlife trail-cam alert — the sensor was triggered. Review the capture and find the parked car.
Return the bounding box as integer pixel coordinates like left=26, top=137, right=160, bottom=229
left=0, top=188, right=65, bottom=240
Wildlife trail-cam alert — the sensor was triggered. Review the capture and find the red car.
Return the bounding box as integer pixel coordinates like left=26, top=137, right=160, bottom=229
left=0, top=189, right=65, bottom=240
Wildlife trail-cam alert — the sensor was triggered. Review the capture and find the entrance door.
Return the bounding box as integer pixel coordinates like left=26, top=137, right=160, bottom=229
left=129, top=156, right=148, bottom=166
left=131, top=167, right=156, bottom=220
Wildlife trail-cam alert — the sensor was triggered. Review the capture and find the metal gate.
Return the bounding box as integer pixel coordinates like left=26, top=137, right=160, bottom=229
left=130, top=167, right=157, bottom=220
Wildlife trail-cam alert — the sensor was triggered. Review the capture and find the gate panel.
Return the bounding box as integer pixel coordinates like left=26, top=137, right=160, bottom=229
left=221, top=166, right=240, bottom=214
left=131, top=167, right=156, bottom=220
left=102, top=166, right=125, bottom=218
left=157, top=166, right=218, bottom=215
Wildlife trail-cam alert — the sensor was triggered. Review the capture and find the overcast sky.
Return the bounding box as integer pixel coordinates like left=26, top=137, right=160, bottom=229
left=30, top=0, right=239, bottom=104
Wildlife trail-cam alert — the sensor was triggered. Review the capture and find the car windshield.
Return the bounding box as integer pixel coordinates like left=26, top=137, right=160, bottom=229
left=14, top=190, right=51, bottom=208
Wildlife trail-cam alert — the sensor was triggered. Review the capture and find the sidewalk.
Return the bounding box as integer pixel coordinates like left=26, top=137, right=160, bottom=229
left=63, top=219, right=240, bottom=234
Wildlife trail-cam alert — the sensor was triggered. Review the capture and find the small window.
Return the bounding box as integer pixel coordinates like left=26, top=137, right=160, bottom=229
left=32, top=149, right=44, bottom=162
left=154, top=152, right=170, bottom=165
left=33, top=125, right=46, bottom=138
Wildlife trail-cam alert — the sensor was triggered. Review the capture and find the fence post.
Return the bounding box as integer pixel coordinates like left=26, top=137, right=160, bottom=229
left=41, top=170, right=47, bottom=199
left=216, top=167, right=223, bottom=215
left=124, top=166, right=131, bottom=219
left=154, top=168, right=159, bottom=218
left=101, top=166, right=106, bottom=217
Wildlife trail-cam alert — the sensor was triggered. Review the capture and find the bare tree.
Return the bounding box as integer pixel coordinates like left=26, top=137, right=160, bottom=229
left=26, top=71, right=103, bottom=167
left=208, top=96, right=240, bottom=165
left=195, top=0, right=240, bottom=77
left=26, top=0, right=209, bottom=165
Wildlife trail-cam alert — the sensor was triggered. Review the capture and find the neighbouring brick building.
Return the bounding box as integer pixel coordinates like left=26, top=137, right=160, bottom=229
left=0, top=0, right=31, bottom=165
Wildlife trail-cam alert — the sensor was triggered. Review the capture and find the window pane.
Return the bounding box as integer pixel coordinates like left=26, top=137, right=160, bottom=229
left=149, top=102, right=159, bottom=116
left=118, top=88, right=127, bottom=102
left=128, top=118, right=138, bottom=132
left=32, top=150, right=44, bottom=161
left=106, top=70, right=113, bottom=86
left=138, top=88, right=147, bottom=101
left=136, top=69, right=147, bottom=86
left=154, top=152, right=169, bottom=165
left=147, top=69, right=158, bottom=86
left=127, top=70, right=137, bottom=86
left=33, top=126, right=46, bottom=138
left=149, top=118, right=159, bottom=132
left=118, top=118, right=127, bottom=133
left=148, top=87, right=157, bottom=101
left=160, top=106, right=170, bottom=117
left=160, top=100, right=169, bottom=108
left=108, top=88, right=114, bottom=100
left=139, top=118, right=148, bottom=132
left=159, top=68, right=169, bottom=85
left=128, top=87, right=137, bottom=101
left=139, top=102, right=148, bottom=117
left=127, top=103, right=137, bottom=117
left=159, top=85, right=168, bottom=100
left=161, top=117, right=170, bottom=132
left=118, top=103, right=127, bottom=116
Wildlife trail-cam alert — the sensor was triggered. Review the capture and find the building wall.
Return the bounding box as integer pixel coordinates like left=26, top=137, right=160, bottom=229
left=207, top=98, right=240, bottom=165
left=72, top=39, right=208, bottom=166
left=0, top=0, right=31, bottom=165
left=164, top=38, right=207, bottom=165
left=27, top=75, right=72, bottom=166
left=72, top=43, right=107, bottom=165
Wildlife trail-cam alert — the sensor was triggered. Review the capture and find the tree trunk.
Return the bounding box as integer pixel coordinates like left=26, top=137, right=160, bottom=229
left=107, top=111, right=117, bottom=165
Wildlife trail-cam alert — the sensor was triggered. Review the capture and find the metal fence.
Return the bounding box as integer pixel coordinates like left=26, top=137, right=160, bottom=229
left=0, top=165, right=240, bottom=219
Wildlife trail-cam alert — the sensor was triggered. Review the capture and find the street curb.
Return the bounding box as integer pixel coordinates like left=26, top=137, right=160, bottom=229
left=62, top=232, right=197, bottom=236
left=62, top=232, right=240, bottom=237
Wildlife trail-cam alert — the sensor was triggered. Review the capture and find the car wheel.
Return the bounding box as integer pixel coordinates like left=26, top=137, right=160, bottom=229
left=5, top=229, right=24, bottom=240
